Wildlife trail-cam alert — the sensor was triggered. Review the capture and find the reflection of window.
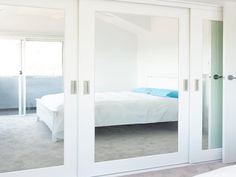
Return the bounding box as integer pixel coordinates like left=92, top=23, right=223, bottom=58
left=25, top=41, right=63, bottom=76
left=0, top=39, right=21, bottom=76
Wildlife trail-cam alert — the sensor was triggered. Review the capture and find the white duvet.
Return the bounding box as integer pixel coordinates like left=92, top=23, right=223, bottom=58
left=95, top=92, right=178, bottom=127
left=38, top=92, right=178, bottom=137
left=40, top=93, right=64, bottom=112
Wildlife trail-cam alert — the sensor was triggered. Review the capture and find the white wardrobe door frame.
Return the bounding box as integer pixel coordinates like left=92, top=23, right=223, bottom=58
left=223, top=1, right=236, bottom=164
left=190, top=8, right=223, bottom=163
left=78, top=1, right=190, bottom=176
left=0, top=1, right=78, bottom=177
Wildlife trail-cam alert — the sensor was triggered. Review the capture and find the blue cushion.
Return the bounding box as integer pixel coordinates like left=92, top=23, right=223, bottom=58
left=167, top=91, right=178, bottom=98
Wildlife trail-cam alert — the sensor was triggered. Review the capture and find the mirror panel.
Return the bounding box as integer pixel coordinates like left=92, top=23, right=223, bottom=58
left=94, top=11, right=180, bottom=162
left=0, top=6, right=65, bottom=172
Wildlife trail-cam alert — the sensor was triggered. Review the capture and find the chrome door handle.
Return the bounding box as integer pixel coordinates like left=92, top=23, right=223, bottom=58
left=70, top=80, right=77, bottom=95
left=228, top=75, right=236, bottom=80
left=213, top=74, right=223, bottom=80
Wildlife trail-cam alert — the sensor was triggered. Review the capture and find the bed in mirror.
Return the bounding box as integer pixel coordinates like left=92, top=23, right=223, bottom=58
left=0, top=6, right=65, bottom=172
left=94, top=11, right=179, bottom=162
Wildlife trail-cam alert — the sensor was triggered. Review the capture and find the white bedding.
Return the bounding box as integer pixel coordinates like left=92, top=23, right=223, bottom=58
left=95, top=92, right=178, bottom=127
left=37, top=93, right=64, bottom=141
left=194, top=165, right=236, bottom=177
left=40, top=93, right=64, bottom=112
left=37, top=91, right=178, bottom=140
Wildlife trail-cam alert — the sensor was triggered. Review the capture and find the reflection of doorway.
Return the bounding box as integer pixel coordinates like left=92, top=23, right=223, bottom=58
left=0, top=39, right=63, bottom=116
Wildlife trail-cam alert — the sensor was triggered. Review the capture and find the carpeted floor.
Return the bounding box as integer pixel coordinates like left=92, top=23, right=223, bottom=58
left=124, top=162, right=233, bottom=177
left=95, top=122, right=179, bottom=162
left=95, top=122, right=209, bottom=162
left=0, top=115, right=63, bottom=173
left=0, top=115, right=210, bottom=174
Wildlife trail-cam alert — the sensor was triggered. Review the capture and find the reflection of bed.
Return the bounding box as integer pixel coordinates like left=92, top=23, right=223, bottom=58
left=95, top=91, right=178, bottom=127
left=194, top=165, right=236, bottom=177
left=36, top=91, right=178, bottom=141
left=36, top=93, right=64, bottom=142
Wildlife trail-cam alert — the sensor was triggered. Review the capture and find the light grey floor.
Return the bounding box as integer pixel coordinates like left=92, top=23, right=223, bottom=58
left=95, top=122, right=178, bottom=162
left=0, top=115, right=210, bottom=173
left=0, top=115, right=63, bottom=173
left=124, top=162, right=233, bottom=177
left=95, top=122, right=208, bottom=162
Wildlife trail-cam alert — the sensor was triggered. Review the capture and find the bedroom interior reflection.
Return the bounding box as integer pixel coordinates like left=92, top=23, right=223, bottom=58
left=95, top=12, right=179, bottom=162
left=0, top=6, right=64, bottom=172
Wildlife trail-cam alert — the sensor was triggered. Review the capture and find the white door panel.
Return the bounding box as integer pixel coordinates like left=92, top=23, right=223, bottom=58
left=78, top=1, right=189, bottom=176
left=223, top=1, right=236, bottom=164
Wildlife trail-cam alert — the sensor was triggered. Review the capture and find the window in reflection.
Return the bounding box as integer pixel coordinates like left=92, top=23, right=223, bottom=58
left=95, top=12, right=179, bottom=162
left=0, top=7, right=65, bottom=173
left=202, top=20, right=223, bottom=150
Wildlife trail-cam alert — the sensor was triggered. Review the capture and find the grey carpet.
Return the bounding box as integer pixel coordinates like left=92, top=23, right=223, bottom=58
left=124, top=162, right=233, bottom=177
left=0, top=115, right=63, bottom=173
left=95, top=122, right=178, bottom=162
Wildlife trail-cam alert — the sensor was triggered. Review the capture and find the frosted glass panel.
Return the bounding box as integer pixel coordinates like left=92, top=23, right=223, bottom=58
left=95, top=11, right=179, bottom=162
left=202, top=20, right=223, bottom=150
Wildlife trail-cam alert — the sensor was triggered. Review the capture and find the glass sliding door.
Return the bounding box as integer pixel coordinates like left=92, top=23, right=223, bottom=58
left=202, top=21, right=223, bottom=150
left=78, top=1, right=189, bottom=176
left=24, top=41, right=63, bottom=114
left=0, top=39, right=21, bottom=116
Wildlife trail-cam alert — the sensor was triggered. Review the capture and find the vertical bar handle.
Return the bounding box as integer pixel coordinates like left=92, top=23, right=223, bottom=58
left=70, top=80, right=77, bottom=95
left=183, top=79, right=188, bottom=91
left=83, top=81, right=90, bottom=95
left=195, top=79, right=199, bottom=91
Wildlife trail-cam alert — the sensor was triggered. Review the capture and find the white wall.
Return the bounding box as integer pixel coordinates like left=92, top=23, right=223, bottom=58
left=0, top=6, right=64, bottom=37
left=95, top=17, right=138, bottom=92
left=136, top=16, right=179, bottom=89
left=95, top=13, right=179, bottom=92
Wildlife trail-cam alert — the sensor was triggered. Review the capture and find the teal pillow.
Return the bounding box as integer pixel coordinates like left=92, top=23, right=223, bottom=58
left=167, top=91, right=178, bottom=98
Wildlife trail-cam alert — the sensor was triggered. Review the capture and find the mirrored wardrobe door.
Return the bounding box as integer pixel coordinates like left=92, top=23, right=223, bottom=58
left=0, top=6, right=65, bottom=173
left=190, top=9, right=223, bottom=163
left=78, top=1, right=189, bottom=176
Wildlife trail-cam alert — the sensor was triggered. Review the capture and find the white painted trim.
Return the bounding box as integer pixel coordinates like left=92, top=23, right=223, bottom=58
left=99, top=160, right=222, bottom=177
left=104, top=0, right=223, bottom=10
left=222, top=1, right=236, bottom=164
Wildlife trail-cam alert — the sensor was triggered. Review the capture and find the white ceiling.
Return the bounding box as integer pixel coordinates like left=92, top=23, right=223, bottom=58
left=0, top=6, right=65, bottom=37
